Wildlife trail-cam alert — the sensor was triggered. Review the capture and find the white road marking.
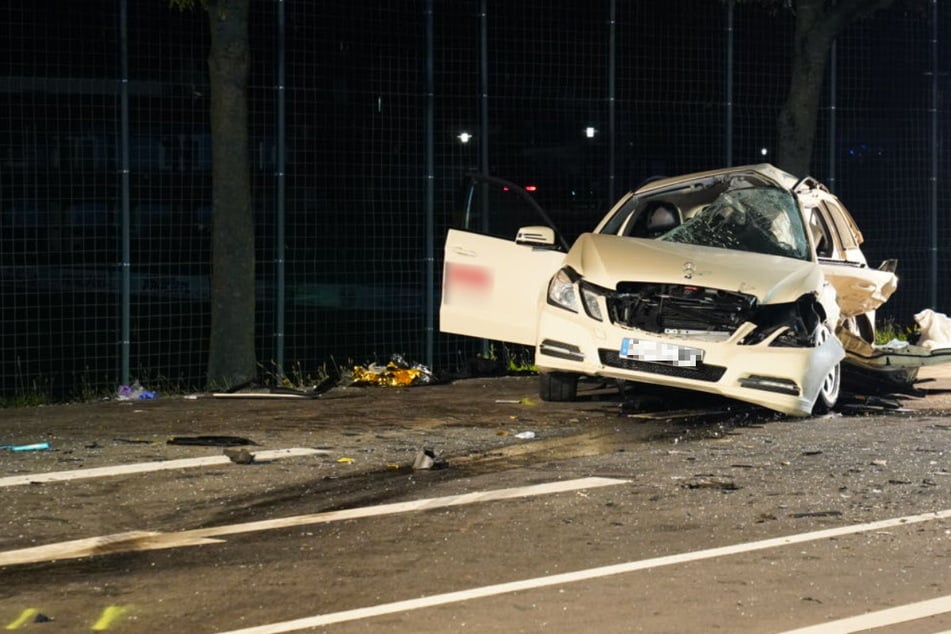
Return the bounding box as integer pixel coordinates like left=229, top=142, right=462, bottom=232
left=0, top=531, right=226, bottom=567
left=215, top=508, right=951, bottom=634
left=0, top=477, right=628, bottom=567
left=0, top=447, right=326, bottom=488
left=777, top=595, right=951, bottom=633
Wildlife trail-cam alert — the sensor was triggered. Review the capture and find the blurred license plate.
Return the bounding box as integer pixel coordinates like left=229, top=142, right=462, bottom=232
left=620, top=338, right=702, bottom=367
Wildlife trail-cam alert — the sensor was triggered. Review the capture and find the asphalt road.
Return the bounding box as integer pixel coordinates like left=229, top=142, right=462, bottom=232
left=2, top=369, right=951, bottom=633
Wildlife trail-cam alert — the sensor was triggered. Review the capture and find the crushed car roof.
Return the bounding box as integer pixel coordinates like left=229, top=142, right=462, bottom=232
left=634, top=163, right=802, bottom=196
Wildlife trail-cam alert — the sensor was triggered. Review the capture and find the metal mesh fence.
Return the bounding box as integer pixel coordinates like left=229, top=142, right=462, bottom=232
left=0, top=0, right=948, bottom=401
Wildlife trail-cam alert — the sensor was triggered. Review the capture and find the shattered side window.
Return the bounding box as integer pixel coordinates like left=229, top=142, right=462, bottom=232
left=660, top=187, right=810, bottom=260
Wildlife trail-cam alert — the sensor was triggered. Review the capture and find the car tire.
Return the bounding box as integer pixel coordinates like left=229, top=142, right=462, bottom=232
left=539, top=372, right=578, bottom=402
left=812, top=324, right=841, bottom=415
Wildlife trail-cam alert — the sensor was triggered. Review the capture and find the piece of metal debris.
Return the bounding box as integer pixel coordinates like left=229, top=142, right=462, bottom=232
left=682, top=476, right=738, bottom=491
left=224, top=447, right=255, bottom=464
left=790, top=511, right=843, bottom=519
left=412, top=447, right=448, bottom=470
left=167, top=435, right=258, bottom=447
left=413, top=448, right=435, bottom=470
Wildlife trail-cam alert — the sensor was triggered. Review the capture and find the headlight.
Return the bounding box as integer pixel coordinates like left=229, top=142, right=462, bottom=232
left=547, top=268, right=605, bottom=321
left=547, top=268, right=579, bottom=312
left=580, top=284, right=604, bottom=321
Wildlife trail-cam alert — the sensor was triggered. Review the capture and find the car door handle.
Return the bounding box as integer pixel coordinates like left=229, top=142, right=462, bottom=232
left=452, top=246, right=478, bottom=257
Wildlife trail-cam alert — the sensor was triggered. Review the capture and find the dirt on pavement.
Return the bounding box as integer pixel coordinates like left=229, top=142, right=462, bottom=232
left=2, top=365, right=950, bottom=554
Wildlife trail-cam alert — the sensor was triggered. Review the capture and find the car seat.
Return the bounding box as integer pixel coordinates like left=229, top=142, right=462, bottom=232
left=645, top=204, right=679, bottom=237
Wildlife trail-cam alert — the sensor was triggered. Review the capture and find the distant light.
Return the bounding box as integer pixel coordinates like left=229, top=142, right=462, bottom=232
left=585, top=126, right=596, bottom=139
left=525, top=185, right=538, bottom=192
left=458, top=132, right=472, bottom=144
left=760, top=147, right=769, bottom=156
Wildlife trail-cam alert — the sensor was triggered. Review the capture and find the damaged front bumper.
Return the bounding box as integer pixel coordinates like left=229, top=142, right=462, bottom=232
left=535, top=305, right=844, bottom=416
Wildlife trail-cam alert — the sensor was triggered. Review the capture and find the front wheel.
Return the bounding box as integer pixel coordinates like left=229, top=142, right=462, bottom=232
left=539, top=372, right=578, bottom=402
left=812, top=324, right=841, bottom=415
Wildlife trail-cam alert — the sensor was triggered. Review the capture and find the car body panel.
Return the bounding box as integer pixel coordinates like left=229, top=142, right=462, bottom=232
left=819, top=261, right=897, bottom=318
left=441, top=228, right=564, bottom=345
left=840, top=329, right=951, bottom=369
left=563, top=233, right=825, bottom=305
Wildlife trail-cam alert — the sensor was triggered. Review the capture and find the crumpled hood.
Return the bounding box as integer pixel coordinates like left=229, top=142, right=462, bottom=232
left=564, top=233, right=823, bottom=305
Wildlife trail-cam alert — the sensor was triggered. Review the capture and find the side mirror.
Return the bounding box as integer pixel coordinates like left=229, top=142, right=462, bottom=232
left=878, top=259, right=898, bottom=273
left=515, top=225, right=556, bottom=246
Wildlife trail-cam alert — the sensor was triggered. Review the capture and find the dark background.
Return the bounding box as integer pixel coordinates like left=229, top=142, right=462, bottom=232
left=0, top=0, right=946, bottom=400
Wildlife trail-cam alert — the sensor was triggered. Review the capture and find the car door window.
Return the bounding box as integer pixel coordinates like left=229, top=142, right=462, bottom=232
left=808, top=207, right=835, bottom=259
left=452, top=174, right=568, bottom=249
left=822, top=200, right=861, bottom=250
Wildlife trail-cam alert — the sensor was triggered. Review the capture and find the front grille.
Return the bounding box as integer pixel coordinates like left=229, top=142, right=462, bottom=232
left=606, top=282, right=755, bottom=334
left=599, top=349, right=726, bottom=382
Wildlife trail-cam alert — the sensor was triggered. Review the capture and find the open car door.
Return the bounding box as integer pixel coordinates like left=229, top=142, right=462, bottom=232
left=440, top=174, right=568, bottom=345
left=441, top=229, right=564, bottom=345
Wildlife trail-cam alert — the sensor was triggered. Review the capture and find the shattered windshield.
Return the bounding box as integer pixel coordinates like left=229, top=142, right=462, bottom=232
left=660, top=187, right=810, bottom=260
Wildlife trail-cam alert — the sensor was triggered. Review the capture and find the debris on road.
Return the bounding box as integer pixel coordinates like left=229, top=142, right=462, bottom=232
left=167, top=435, right=258, bottom=447
left=1, top=442, right=51, bottom=452
left=224, top=447, right=255, bottom=464
left=413, top=448, right=435, bottom=470
left=349, top=354, right=434, bottom=387
left=790, top=510, right=843, bottom=519
left=5, top=609, right=54, bottom=628
left=412, top=447, right=448, bottom=470
left=681, top=475, right=738, bottom=491
left=116, top=381, right=157, bottom=400
left=212, top=375, right=336, bottom=399
left=212, top=388, right=320, bottom=399
left=514, top=431, right=536, bottom=440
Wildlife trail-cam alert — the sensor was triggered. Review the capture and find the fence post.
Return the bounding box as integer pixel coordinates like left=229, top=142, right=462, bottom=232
left=479, top=0, right=489, bottom=188
left=607, top=0, right=616, bottom=203
left=724, top=1, right=734, bottom=166
left=118, top=0, right=131, bottom=387
left=274, top=0, right=287, bottom=375
left=930, top=0, right=938, bottom=308
left=478, top=0, right=490, bottom=358
left=828, top=40, right=836, bottom=190
left=424, top=0, right=435, bottom=369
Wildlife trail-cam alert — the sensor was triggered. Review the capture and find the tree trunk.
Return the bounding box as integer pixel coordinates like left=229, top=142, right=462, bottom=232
left=205, top=0, right=256, bottom=389
left=776, top=0, right=836, bottom=178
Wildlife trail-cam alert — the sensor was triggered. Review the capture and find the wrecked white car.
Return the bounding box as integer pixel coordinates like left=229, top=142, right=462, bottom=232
left=441, top=164, right=910, bottom=417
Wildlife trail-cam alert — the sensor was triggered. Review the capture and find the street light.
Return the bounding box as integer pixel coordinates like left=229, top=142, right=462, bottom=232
left=585, top=126, right=596, bottom=139
left=458, top=132, right=472, bottom=144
